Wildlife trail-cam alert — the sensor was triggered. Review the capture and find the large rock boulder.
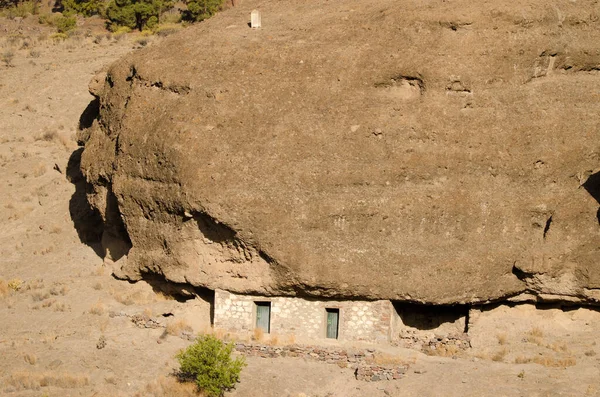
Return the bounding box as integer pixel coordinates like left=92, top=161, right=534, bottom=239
left=79, top=0, right=600, bottom=304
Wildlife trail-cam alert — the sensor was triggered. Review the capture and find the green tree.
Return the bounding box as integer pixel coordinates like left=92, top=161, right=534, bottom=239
left=183, top=0, right=221, bottom=22
left=106, top=0, right=172, bottom=31
left=176, top=335, right=246, bottom=397
left=62, top=0, right=105, bottom=16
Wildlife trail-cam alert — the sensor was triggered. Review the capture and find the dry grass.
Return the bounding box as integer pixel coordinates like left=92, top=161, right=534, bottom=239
left=34, top=129, right=70, bottom=148
left=166, top=319, right=193, bottom=336
left=53, top=301, right=68, bottom=312
left=525, top=327, right=544, bottom=346
left=7, top=371, right=89, bottom=390
left=491, top=347, right=508, bottom=362
left=267, top=334, right=279, bottom=346
left=2, top=49, right=15, bottom=67
left=111, top=287, right=155, bottom=305
left=31, top=290, right=50, bottom=302
left=252, top=327, right=264, bottom=342
left=23, top=353, right=37, bottom=365
left=514, top=355, right=577, bottom=368
left=49, top=285, right=68, bottom=296
left=423, top=344, right=461, bottom=358
left=134, top=376, right=202, bottom=397
left=89, top=300, right=106, bottom=315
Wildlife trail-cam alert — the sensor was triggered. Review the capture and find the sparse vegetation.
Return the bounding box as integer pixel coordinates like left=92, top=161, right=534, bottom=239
left=251, top=327, right=264, bottom=342
left=176, top=335, right=246, bottom=397
left=514, top=355, right=577, bottom=368
left=2, top=49, right=15, bottom=67
left=7, top=371, right=89, bottom=390
left=89, top=300, right=106, bottom=315
left=135, top=376, right=200, bottom=397
left=8, top=278, right=23, bottom=291
left=166, top=318, right=193, bottom=336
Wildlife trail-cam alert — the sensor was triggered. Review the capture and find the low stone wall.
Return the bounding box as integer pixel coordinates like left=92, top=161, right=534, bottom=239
left=395, top=329, right=471, bottom=354
left=233, top=342, right=408, bottom=381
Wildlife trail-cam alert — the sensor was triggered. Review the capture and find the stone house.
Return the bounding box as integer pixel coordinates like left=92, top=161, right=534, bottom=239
left=213, top=290, right=394, bottom=343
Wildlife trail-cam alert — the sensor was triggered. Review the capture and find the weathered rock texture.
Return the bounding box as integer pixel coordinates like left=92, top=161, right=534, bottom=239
left=78, top=0, right=600, bottom=304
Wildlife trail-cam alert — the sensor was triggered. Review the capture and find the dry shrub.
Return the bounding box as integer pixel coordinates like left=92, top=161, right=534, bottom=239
left=34, top=129, right=70, bottom=147
left=89, top=300, right=105, bottom=315
left=549, top=341, right=569, bottom=353
left=112, top=288, right=152, bottom=305
left=530, top=327, right=544, bottom=337
left=423, top=344, right=460, bottom=358
left=514, top=355, right=577, bottom=367
left=496, top=333, right=508, bottom=345
left=24, top=279, right=44, bottom=291
left=42, top=299, right=55, bottom=308
left=2, top=49, right=15, bottom=67
left=135, top=376, right=201, bottom=397
left=93, top=282, right=103, bottom=290
left=584, top=350, right=596, bottom=357
left=525, top=327, right=544, bottom=345
left=252, top=327, right=264, bottom=342
left=491, top=347, right=507, bottom=362
left=8, top=278, right=23, bottom=291
left=166, top=319, right=193, bottom=336
left=7, top=371, right=89, bottom=390
left=24, top=353, right=37, bottom=365
left=53, top=302, right=68, bottom=312
left=32, top=290, right=50, bottom=301
left=50, top=285, right=68, bottom=296
left=267, top=334, right=279, bottom=346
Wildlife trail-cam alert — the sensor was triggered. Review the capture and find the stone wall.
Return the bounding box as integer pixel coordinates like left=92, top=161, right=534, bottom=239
left=214, top=290, right=394, bottom=343
left=233, top=342, right=408, bottom=381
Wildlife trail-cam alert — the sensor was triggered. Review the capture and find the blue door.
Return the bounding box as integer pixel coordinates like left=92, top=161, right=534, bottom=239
left=326, top=308, right=339, bottom=339
left=255, top=302, right=271, bottom=333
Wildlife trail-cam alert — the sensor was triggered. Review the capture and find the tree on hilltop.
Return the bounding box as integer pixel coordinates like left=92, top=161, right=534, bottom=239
left=106, top=0, right=173, bottom=30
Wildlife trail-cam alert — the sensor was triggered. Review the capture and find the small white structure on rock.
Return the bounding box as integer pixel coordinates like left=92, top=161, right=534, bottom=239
left=250, top=9, right=261, bottom=28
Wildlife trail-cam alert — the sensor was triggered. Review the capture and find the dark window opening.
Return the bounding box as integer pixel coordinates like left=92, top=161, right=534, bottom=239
left=255, top=301, right=271, bottom=333
left=326, top=308, right=339, bottom=339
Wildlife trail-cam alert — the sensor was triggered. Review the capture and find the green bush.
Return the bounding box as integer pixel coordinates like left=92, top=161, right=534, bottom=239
left=183, top=0, right=221, bottom=22
left=106, top=0, right=172, bottom=31
left=54, top=15, right=76, bottom=32
left=62, top=0, right=105, bottom=17
left=176, top=335, right=246, bottom=397
left=0, top=0, right=39, bottom=18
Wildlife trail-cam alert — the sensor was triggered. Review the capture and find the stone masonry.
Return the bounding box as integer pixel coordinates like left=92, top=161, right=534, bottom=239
left=233, top=342, right=408, bottom=381
left=214, top=290, right=394, bottom=343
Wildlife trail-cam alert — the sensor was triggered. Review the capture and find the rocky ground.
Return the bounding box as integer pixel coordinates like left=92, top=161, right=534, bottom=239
left=0, top=12, right=599, bottom=397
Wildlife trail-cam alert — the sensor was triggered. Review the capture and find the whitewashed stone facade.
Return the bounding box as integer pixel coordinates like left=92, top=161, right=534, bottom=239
left=214, top=289, right=394, bottom=343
